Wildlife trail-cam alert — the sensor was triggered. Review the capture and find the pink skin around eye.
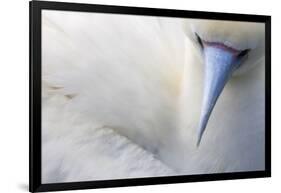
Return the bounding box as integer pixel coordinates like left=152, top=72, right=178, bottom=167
left=202, top=40, right=241, bottom=56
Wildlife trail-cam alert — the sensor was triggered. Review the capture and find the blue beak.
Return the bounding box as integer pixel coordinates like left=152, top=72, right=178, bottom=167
left=197, top=45, right=241, bottom=146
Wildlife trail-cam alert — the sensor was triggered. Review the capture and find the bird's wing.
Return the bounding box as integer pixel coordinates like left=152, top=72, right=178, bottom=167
left=42, top=92, right=175, bottom=183
left=42, top=10, right=187, bottom=154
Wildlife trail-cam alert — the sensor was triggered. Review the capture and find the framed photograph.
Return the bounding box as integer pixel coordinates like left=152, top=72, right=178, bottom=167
left=30, top=0, right=271, bottom=192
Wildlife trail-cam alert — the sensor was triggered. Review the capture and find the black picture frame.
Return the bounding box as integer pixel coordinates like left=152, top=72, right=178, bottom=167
left=29, top=0, right=271, bottom=192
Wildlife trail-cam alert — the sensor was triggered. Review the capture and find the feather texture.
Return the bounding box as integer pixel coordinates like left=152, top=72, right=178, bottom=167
left=42, top=10, right=265, bottom=183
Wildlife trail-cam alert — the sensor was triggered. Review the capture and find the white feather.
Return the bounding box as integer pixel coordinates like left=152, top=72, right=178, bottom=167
left=42, top=10, right=265, bottom=183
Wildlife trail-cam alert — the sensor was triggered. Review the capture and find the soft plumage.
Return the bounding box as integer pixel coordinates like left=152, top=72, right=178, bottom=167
left=42, top=10, right=265, bottom=183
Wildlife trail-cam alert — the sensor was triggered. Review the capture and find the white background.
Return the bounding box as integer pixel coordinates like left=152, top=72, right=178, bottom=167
left=0, top=0, right=278, bottom=192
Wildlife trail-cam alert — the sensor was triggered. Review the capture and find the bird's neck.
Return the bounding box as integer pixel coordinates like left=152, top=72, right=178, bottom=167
left=153, top=38, right=206, bottom=171
left=178, top=38, right=205, bottom=142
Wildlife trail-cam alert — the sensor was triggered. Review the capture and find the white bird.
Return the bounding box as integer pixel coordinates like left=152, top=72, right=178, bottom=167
left=41, top=10, right=265, bottom=183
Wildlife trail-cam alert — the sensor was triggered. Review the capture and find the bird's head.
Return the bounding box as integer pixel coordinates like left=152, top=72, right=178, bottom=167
left=183, top=19, right=265, bottom=146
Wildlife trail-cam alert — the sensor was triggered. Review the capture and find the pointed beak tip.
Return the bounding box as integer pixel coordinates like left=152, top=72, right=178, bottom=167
left=196, top=133, right=203, bottom=147
left=196, top=116, right=207, bottom=148
left=196, top=140, right=201, bottom=148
